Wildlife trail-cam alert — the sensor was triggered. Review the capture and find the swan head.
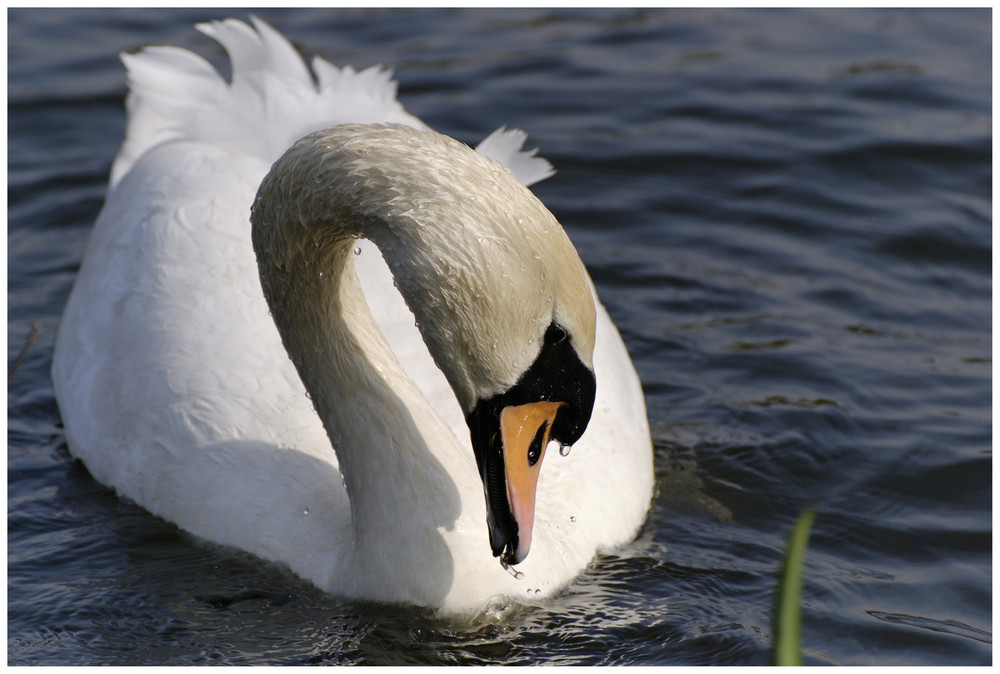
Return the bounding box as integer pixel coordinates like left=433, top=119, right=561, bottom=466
left=253, top=123, right=598, bottom=566
left=465, top=321, right=596, bottom=565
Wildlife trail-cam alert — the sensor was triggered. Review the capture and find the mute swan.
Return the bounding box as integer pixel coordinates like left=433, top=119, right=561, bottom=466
left=52, top=17, right=653, bottom=612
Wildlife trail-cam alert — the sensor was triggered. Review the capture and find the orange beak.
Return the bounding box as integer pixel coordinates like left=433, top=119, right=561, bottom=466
left=499, top=401, right=565, bottom=564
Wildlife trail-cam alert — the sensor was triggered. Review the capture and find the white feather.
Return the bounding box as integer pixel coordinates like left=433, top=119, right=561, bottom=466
left=52, top=17, right=652, bottom=613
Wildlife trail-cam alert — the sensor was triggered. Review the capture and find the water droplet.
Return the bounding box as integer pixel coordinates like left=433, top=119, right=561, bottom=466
left=560, top=443, right=572, bottom=457
left=318, top=270, right=327, bottom=279
left=303, top=508, right=311, bottom=516
left=570, top=516, right=577, bottom=523
left=534, top=589, right=541, bottom=595
left=354, top=246, right=362, bottom=255
left=502, top=562, right=524, bottom=580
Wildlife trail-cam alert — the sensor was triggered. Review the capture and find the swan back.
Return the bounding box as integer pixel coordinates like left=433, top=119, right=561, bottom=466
left=112, top=17, right=423, bottom=186
left=112, top=17, right=552, bottom=191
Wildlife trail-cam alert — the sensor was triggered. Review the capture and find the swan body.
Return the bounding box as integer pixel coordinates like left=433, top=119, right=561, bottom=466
left=52, top=17, right=653, bottom=613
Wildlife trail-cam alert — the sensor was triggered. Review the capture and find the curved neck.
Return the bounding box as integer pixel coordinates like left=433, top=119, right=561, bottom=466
left=254, top=220, right=472, bottom=578
left=252, top=124, right=595, bottom=414
left=251, top=131, right=480, bottom=569
left=249, top=123, right=596, bottom=588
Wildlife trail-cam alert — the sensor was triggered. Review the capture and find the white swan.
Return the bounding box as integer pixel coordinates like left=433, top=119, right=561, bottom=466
left=52, top=17, right=653, bottom=613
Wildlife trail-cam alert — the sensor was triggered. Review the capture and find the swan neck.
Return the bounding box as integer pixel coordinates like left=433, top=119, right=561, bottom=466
left=250, top=133, right=483, bottom=567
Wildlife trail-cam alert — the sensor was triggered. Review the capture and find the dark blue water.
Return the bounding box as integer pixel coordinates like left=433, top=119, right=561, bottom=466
left=8, top=8, right=991, bottom=665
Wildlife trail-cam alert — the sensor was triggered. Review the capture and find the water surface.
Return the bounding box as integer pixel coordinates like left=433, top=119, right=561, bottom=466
left=8, top=8, right=991, bottom=665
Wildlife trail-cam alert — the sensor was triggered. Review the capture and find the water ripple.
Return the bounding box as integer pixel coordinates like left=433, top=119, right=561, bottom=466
left=8, top=7, right=990, bottom=667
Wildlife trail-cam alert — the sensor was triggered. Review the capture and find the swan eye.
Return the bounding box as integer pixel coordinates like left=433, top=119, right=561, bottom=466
left=544, top=323, right=567, bottom=345
left=527, top=420, right=548, bottom=466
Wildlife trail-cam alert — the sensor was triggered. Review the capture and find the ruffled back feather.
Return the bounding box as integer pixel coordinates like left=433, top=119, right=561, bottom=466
left=111, top=16, right=552, bottom=188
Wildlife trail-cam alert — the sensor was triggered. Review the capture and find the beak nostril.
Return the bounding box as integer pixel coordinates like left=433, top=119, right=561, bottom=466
left=526, top=420, right=548, bottom=467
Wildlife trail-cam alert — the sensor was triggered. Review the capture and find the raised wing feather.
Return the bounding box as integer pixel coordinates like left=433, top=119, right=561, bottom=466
left=113, top=16, right=549, bottom=188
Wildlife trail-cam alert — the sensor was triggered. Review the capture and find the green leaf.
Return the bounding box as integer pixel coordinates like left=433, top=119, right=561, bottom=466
left=773, top=508, right=816, bottom=666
